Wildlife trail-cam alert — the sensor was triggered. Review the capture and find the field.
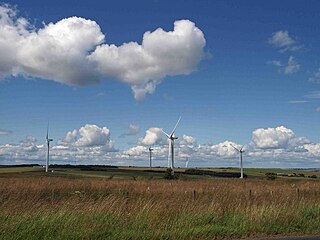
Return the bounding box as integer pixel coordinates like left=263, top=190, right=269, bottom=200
left=1, top=166, right=320, bottom=239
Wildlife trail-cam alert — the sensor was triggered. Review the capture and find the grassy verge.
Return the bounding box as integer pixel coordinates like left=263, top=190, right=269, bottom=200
left=1, top=177, right=320, bottom=239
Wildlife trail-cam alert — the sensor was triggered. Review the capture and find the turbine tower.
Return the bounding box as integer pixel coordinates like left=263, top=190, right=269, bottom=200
left=45, top=124, right=53, bottom=173
left=149, top=146, right=153, bottom=168
left=230, top=144, right=245, bottom=179
left=162, top=116, right=181, bottom=174
left=185, top=157, right=189, bottom=168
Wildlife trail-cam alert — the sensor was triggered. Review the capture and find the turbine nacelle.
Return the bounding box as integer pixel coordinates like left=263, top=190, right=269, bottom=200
left=170, top=135, right=178, bottom=140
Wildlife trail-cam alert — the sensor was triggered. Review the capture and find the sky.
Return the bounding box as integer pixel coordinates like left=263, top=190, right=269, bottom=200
left=1, top=0, right=320, bottom=168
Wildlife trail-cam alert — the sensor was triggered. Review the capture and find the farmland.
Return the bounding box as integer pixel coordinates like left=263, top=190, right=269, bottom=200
left=1, top=165, right=320, bottom=239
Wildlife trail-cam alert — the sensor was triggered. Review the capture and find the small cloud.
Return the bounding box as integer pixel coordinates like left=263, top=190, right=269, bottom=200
left=267, top=60, right=282, bottom=67
left=95, top=92, right=107, bottom=97
left=283, top=56, right=300, bottom=74
left=316, top=107, right=320, bottom=112
left=305, top=91, right=320, bottom=99
left=309, top=68, right=320, bottom=83
left=268, top=30, right=302, bottom=53
left=0, top=129, right=12, bottom=136
left=268, top=56, right=300, bottom=75
left=288, top=100, right=308, bottom=104
left=119, top=124, right=140, bottom=138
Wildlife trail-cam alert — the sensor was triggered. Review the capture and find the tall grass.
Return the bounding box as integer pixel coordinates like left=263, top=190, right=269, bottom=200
left=1, top=177, right=320, bottom=239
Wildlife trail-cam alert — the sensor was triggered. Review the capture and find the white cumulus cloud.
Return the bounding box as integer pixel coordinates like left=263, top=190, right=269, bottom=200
left=210, top=141, right=241, bottom=157
left=0, top=4, right=206, bottom=100
left=60, top=124, right=114, bottom=148
left=252, top=126, right=297, bottom=149
left=304, top=143, right=320, bottom=157
left=140, top=127, right=164, bottom=145
left=88, top=19, right=206, bottom=100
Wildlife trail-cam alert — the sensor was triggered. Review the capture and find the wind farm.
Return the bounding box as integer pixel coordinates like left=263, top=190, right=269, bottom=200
left=1, top=0, right=320, bottom=239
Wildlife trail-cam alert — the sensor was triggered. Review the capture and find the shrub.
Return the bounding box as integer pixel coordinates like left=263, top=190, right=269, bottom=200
left=164, top=168, right=179, bottom=180
left=265, top=172, right=277, bottom=180
left=308, top=175, right=317, bottom=179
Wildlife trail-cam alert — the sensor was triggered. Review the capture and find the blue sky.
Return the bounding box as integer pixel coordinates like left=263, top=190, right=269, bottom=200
left=1, top=0, right=320, bottom=168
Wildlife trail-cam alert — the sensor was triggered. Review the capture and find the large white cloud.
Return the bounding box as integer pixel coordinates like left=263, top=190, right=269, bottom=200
left=123, top=145, right=147, bottom=156
left=252, top=126, right=295, bottom=149
left=251, top=126, right=310, bottom=150
left=0, top=5, right=23, bottom=78
left=139, top=127, right=164, bottom=145
left=61, top=124, right=113, bottom=147
left=0, top=4, right=206, bottom=100
left=208, top=140, right=241, bottom=157
left=18, top=17, right=105, bottom=85
left=304, top=144, right=320, bottom=157
left=88, top=19, right=205, bottom=100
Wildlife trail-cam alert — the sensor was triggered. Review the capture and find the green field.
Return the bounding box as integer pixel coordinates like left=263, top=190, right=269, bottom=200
left=1, top=165, right=320, bottom=239
left=1, top=165, right=319, bottom=179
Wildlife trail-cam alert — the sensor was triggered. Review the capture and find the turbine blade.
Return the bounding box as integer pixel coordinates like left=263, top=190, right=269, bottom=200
left=170, top=116, right=181, bottom=137
left=230, top=144, right=240, bottom=152
left=162, top=129, right=170, bottom=138
left=46, top=122, right=49, bottom=140
left=240, top=145, right=244, bottom=151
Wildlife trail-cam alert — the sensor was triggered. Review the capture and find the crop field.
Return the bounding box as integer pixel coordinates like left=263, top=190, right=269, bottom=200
left=1, top=166, right=320, bottom=239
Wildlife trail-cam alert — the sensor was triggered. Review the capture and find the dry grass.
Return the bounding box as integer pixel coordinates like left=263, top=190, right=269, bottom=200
left=1, top=176, right=320, bottom=239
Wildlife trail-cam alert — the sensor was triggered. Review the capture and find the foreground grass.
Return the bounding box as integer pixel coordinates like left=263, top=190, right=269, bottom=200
left=1, top=176, right=320, bottom=239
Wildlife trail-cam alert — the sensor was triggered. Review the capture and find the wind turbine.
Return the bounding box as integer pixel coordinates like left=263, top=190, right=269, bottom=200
left=230, top=144, right=245, bottom=179
left=185, top=157, right=189, bottom=168
left=45, top=124, right=53, bottom=173
left=162, top=116, right=181, bottom=174
left=148, top=146, right=153, bottom=168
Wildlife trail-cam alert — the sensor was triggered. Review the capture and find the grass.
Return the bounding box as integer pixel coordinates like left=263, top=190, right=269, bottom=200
left=1, top=167, right=320, bottom=239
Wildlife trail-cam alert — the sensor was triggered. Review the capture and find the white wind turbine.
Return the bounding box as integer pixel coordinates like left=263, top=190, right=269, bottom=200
left=185, top=157, right=189, bottom=168
left=45, top=124, right=53, bottom=173
left=148, top=146, right=153, bottom=168
left=162, top=116, right=181, bottom=174
left=230, top=144, right=245, bottom=179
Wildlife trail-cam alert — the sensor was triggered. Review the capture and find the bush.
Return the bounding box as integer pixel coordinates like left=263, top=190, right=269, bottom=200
left=164, top=168, right=179, bottom=180
left=308, top=175, right=317, bottom=179
left=265, top=172, right=277, bottom=180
